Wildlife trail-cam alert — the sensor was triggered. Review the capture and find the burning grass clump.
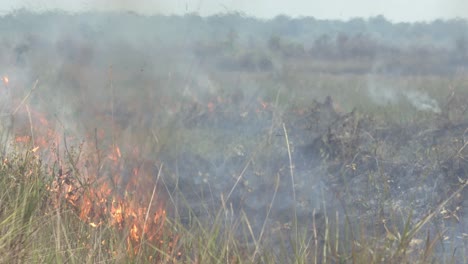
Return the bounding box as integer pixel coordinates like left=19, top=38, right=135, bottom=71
left=0, top=145, right=186, bottom=263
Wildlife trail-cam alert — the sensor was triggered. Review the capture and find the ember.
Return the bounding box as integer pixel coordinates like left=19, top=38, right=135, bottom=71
left=2, top=76, right=8, bottom=86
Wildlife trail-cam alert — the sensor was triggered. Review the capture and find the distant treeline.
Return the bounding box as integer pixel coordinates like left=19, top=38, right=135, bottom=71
left=1, top=10, right=466, bottom=46
left=1, top=10, right=467, bottom=74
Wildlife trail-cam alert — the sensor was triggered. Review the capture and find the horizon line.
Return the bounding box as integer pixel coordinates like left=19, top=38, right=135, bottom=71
left=0, top=8, right=467, bottom=24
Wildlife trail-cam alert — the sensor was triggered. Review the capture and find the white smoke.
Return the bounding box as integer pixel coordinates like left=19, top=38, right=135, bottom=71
left=367, top=75, right=441, bottom=113
left=367, top=81, right=399, bottom=105
left=404, top=89, right=441, bottom=113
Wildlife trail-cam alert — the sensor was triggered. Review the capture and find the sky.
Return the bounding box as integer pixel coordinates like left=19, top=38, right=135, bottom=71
left=0, top=0, right=466, bottom=22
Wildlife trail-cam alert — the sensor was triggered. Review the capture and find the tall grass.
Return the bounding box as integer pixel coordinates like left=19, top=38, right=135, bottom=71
left=0, top=136, right=466, bottom=263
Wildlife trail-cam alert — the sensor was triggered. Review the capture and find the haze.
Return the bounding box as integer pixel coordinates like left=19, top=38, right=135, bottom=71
left=0, top=0, right=467, bottom=22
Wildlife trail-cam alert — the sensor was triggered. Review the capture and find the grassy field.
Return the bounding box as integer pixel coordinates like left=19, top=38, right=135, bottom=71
left=1, top=12, right=468, bottom=264
left=1, top=69, right=467, bottom=263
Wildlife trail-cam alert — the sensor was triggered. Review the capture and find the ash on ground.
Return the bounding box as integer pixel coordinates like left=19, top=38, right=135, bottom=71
left=158, top=95, right=467, bottom=259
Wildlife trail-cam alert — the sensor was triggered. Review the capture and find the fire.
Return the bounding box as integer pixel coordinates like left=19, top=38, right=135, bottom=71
left=207, top=101, right=215, bottom=112
left=10, top=103, right=175, bottom=255
left=15, top=135, right=30, bottom=143
left=255, top=98, right=271, bottom=113
left=130, top=224, right=139, bottom=241
left=2, top=76, right=8, bottom=86
left=46, top=141, right=174, bottom=254
left=108, top=145, right=122, bottom=161
left=1, top=74, right=190, bottom=261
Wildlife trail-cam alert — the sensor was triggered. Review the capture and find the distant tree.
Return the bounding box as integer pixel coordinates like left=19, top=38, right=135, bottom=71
left=267, top=35, right=304, bottom=57
left=226, top=28, right=239, bottom=50
left=369, top=15, right=390, bottom=27
left=336, top=33, right=349, bottom=58
left=312, top=34, right=333, bottom=58
left=271, top=14, right=300, bottom=36
left=14, top=43, right=29, bottom=66
left=347, top=18, right=367, bottom=33
left=454, top=35, right=468, bottom=63
left=272, top=14, right=291, bottom=24
left=368, top=15, right=392, bottom=38
left=268, top=35, right=282, bottom=51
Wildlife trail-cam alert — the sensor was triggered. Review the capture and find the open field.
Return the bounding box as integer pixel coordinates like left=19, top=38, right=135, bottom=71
left=0, top=12, right=467, bottom=263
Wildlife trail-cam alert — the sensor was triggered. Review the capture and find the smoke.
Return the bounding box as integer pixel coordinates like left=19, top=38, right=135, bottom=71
left=404, top=89, right=441, bottom=113
left=366, top=75, right=441, bottom=113
left=367, top=80, right=399, bottom=105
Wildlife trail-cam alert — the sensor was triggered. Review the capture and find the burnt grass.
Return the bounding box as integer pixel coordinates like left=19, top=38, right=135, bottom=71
left=155, top=92, right=468, bottom=261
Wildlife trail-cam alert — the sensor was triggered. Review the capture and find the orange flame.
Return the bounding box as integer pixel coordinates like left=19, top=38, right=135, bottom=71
left=49, top=149, right=173, bottom=254
left=10, top=105, right=174, bottom=255
left=108, top=146, right=122, bottom=161
left=207, top=101, right=215, bottom=112
left=260, top=101, right=268, bottom=109
left=15, top=135, right=30, bottom=143
left=2, top=76, right=8, bottom=86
